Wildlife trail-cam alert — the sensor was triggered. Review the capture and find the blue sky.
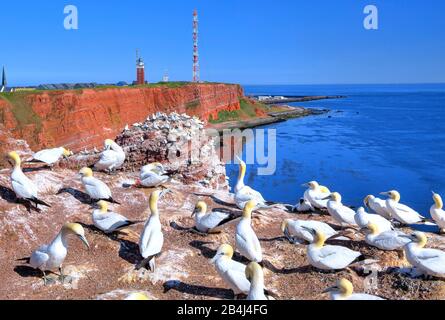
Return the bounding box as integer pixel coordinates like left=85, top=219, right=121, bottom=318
left=1, top=0, right=444, bottom=86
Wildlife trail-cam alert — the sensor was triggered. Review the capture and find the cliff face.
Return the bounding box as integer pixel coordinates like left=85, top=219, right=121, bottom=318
left=0, top=84, right=243, bottom=151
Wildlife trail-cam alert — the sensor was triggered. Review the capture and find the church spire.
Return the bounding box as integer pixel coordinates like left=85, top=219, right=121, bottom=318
left=1, top=66, right=6, bottom=87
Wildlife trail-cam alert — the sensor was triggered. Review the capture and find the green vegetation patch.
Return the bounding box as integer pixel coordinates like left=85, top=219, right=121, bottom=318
left=0, top=92, right=42, bottom=132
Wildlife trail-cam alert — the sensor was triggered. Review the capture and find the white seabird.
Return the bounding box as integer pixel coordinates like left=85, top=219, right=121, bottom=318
left=7, top=151, right=51, bottom=209
left=192, top=201, right=238, bottom=234
left=364, top=195, right=392, bottom=220
left=304, top=226, right=363, bottom=271
left=94, top=139, right=126, bottom=173
left=29, top=147, right=73, bottom=166
left=405, top=231, right=445, bottom=278
left=136, top=162, right=170, bottom=188
left=354, top=206, right=393, bottom=232
left=325, top=192, right=357, bottom=227
left=92, top=200, right=141, bottom=234
left=430, top=192, right=445, bottom=233
left=79, top=167, right=120, bottom=204
left=324, top=278, right=385, bottom=300
left=302, top=181, right=331, bottom=210
left=281, top=219, right=337, bottom=244
left=28, top=223, right=89, bottom=284
left=380, top=190, right=426, bottom=225
left=235, top=200, right=263, bottom=263
left=125, top=292, right=149, bottom=300
left=362, top=222, right=411, bottom=251
left=292, top=198, right=314, bottom=213
left=138, top=189, right=168, bottom=271
left=245, top=262, right=272, bottom=300
left=234, top=156, right=268, bottom=210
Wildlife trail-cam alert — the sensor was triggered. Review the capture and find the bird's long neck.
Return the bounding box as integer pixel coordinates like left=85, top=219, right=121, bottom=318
left=50, top=230, right=69, bottom=249
left=434, top=197, right=443, bottom=209
left=236, top=164, right=246, bottom=190
left=150, top=197, right=159, bottom=217
left=314, top=233, right=326, bottom=248
left=250, top=272, right=265, bottom=295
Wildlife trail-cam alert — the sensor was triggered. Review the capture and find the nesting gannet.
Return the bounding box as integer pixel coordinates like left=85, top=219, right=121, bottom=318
left=94, top=139, right=126, bottom=173
left=324, top=192, right=357, bottom=227
left=430, top=192, right=445, bottom=233
left=245, top=262, right=269, bottom=300
left=125, top=292, right=149, bottom=300
left=136, top=163, right=170, bottom=188
left=355, top=207, right=393, bottom=232
left=292, top=198, right=314, bottom=213
left=362, top=222, right=410, bottom=251
left=79, top=167, right=120, bottom=204
left=192, top=201, right=237, bottom=234
left=324, top=278, right=384, bottom=300
left=405, top=232, right=445, bottom=278
left=235, top=200, right=262, bottom=263
left=281, top=219, right=337, bottom=244
left=302, top=181, right=331, bottom=210
left=380, top=190, right=426, bottom=225
left=7, top=151, right=51, bottom=208
left=304, top=227, right=363, bottom=271
left=364, top=195, right=392, bottom=220
left=29, top=147, right=73, bottom=166
left=138, top=189, right=167, bottom=271
left=211, top=244, right=251, bottom=296
left=234, top=157, right=267, bottom=210
left=92, top=201, right=141, bottom=234
left=29, top=223, right=89, bottom=284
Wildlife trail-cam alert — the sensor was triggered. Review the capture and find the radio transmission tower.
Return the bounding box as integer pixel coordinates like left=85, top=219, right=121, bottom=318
left=192, top=9, right=200, bottom=83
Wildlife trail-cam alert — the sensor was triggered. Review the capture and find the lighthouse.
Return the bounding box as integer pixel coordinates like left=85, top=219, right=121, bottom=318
left=136, top=50, right=146, bottom=85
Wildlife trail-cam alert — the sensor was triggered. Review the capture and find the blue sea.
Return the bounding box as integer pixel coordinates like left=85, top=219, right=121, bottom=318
left=226, top=84, right=445, bottom=218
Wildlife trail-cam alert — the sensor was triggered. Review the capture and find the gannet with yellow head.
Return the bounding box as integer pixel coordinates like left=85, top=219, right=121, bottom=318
left=302, top=181, right=331, bottom=210
left=354, top=206, right=393, bottom=232
left=79, top=167, right=120, bottom=204
left=324, top=192, right=357, bottom=227
left=29, top=223, right=89, bottom=285
left=404, top=231, right=445, bottom=278
left=136, top=162, right=170, bottom=188
left=7, top=151, right=51, bottom=208
left=31, top=147, right=73, bottom=166
left=380, top=190, right=425, bottom=225
left=245, top=262, right=275, bottom=300
left=281, top=219, right=337, bottom=244
left=235, top=200, right=263, bottom=263
left=234, top=156, right=268, bottom=210
left=364, top=195, right=392, bottom=220
left=92, top=200, right=141, bottom=234
left=324, top=278, right=385, bottom=300
left=94, top=139, right=126, bottom=173
left=192, top=201, right=238, bottom=234
left=304, top=226, right=363, bottom=270
left=362, top=222, right=411, bottom=251
left=430, top=192, right=445, bottom=233
left=138, top=189, right=169, bottom=271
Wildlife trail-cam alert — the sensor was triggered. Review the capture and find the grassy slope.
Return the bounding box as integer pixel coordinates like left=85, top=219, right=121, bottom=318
left=0, top=92, right=42, bottom=131
left=209, top=98, right=270, bottom=124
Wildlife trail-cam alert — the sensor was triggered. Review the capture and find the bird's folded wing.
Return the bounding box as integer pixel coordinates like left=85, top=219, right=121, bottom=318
left=96, top=150, right=117, bottom=167
left=12, top=179, right=36, bottom=199
left=30, top=247, right=49, bottom=269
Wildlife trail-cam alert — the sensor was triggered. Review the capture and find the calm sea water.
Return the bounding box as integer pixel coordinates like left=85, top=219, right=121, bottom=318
left=226, top=84, right=445, bottom=218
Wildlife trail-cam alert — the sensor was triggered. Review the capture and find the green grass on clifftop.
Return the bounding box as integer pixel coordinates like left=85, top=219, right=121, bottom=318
left=0, top=92, right=42, bottom=132
left=209, top=98, right=269, bottom=124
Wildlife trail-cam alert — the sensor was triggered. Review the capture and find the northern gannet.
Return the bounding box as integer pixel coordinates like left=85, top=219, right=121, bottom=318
left=94, top=139, right=126, bottom=173
left=29, top=147, right=73, bottom=166
left=302, top=181, right=331, bottom=210
left=79, top=167, right=120, bottom=204
left=125, top=292, right=149, bottom=300
left=362, top=222, right=410, bottom=251
left=235, top=200, right=262, bottom=263
left=304, top=227, right=363, bottom=271
left=192, top=201, right=237, bottom=234
left=7, top=151, right=51, bottom=209
left=245, top=262, right=270, bottom=300
left=354, top=207, right=393, bottom=232
left=136, top=163, right=170, bottom=188
left=324, top=278, right=384, bottom=300
left=211, top=244, right=250, bottom=296
left=430, top=192, right=445, bottom=233
left=29, top=223, right=89, bottom=284
left=380, top=190, right=425, bottom=225
left=404, top=232, right=445, bottom=278
left=364, top=195, right=392, bottom=220
left=234, top=157, right=267, bottom=210
left=281, top=219, right=337, bottom=244
left=138, top=189, right=167, bottom=271
left=292, top=198, right=314, bottom=213
left=92, top=200, right=141, bottom=234
left=324, top=192, right=357, bottom=227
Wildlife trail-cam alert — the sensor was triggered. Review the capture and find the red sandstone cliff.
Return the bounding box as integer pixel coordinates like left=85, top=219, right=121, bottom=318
left=0, top=83, right=243, bottom=152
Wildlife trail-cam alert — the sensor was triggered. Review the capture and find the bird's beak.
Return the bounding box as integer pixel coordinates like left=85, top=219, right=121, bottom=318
left=323, top=286, right=336, bottom=294
left=301, top=183, right=309, bottom=188
left=301, top=226, right=315, bottom=235
left=161, top=188, right=172, bottom=197
left=321, top=195, right=331, bottom=200
left=235, top=155, right=242, bottom=164
left=191, top=208, right=198, bottom=218
left=380, top=192, right=389, bottom=196
left=79, top=235, right=90, bottom=250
